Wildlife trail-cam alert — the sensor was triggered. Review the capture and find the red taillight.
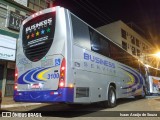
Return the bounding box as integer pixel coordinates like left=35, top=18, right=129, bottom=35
left=14, top=67, right=18, bottom=90
left=15, top=67, right=18, bottom=82
left=59, top=81, right=65, bottom=87
left=39, top=11, right=42, bottom=14
left=15, top=73, right=18, bottom=77
left=59, top=58, right=66, bottom=88
left=14, top=84, right=17, bottom=90
left=52, top=7, right=56, bottom=12
left=32, top=14, right=35, bottom=18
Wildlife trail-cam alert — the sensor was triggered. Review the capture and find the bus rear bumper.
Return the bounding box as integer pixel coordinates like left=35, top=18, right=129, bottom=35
left=13, top=88, right=74, bottom=103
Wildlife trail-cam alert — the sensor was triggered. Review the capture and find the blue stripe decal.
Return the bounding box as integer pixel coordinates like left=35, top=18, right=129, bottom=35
left=120, top=68, right=138, bottom=89
left=18, top=66, right=56, bottom=84
left=120, top=64, right=144, bottom=94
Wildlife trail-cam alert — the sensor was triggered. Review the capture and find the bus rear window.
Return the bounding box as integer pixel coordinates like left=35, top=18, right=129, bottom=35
left=22, top=12, right=55, bottom=62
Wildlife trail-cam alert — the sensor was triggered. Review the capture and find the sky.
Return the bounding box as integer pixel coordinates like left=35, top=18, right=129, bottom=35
left=54, top=0, right=160, bottom=45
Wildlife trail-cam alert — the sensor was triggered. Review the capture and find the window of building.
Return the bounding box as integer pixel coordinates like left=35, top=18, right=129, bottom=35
left=28, top=0, right=50, bottom=11
left=142, top=43, right=145, bottom=51
left=0, top=3, right=7, bottom=28
left=122, top=41, right=127, bottom=50
left=132, top=46, right=136, bottom=55
left=136, top=39, right=140, bottom=47
left=137, top=49, right=140, bottom=57
left=131, top=36, right=135, bottom=45
left=121, top=29, right=127, bottom=39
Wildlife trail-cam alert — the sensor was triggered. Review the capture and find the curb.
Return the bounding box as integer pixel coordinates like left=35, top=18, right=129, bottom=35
left=1, top=103, right=42, bottom=108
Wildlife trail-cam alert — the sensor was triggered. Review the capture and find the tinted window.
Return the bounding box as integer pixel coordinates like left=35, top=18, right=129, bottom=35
left=22, top=12, right=55, bottom=62
left=99, top=36, right=110, bottom=57
left=71, top=14, right=91, bottom=50
left=89, top=28, right=101, bottom=53
left=89, top=28, right=110, bottom=57
left=110, top=43, right=123, bottom=61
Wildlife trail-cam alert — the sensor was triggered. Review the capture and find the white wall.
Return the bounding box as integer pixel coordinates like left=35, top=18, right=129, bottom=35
left=96, top=20, right=153, bottom=60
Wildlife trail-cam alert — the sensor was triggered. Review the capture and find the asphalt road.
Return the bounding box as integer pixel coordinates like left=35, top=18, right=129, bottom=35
left=1, top=96, right=160, bottom=119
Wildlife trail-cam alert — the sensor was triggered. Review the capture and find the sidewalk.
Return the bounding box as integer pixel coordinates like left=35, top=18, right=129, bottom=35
left=1, top=97, right=41, bottom=109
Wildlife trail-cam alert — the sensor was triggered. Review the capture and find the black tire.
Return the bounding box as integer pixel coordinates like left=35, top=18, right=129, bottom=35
left=108, top=86, right=116, bottom=107
left=101, top=86, right=116, bottom=108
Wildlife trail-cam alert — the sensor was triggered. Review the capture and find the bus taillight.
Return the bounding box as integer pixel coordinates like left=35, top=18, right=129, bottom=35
left=59, top=81, right=65, bottom=87
left=59, top=58, right=66, bottom=88
left=52, top=7, right=56, bottom=12
left=14, top=67, right=18, bottom=90
left=15, top=67, right=18, bottom=82
left=32, top=14, right=35, bottom=18
left=14, top=84, right=18, bottom=90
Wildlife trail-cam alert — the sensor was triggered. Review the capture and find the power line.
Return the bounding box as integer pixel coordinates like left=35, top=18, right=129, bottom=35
left=72, top=0, right=110, bottom=24
left=85, top=0, right=114, bottom=22
left=78, top=0, right=111, bottom=23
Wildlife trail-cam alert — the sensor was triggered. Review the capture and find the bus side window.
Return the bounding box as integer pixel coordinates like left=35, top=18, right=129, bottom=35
left=89, top=28, right=102, bottom=54
left=71, top=14, right=91, bottom=50
left=110, top=43, right=122, bottom=61
left=99, top=36, right=110, bottom=57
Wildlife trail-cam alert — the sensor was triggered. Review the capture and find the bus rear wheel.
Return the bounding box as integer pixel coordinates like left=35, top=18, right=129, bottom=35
left=102, top=86, right=116, bottom=108
left=135, top=86, right=146, bottom=99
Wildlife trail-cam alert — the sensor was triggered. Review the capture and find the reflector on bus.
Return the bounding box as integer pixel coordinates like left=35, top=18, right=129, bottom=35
left=59, top=58, right=66, bottom=88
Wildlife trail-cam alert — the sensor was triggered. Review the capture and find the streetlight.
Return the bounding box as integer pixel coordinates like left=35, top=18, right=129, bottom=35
left=154, top=52, right=160, bottom=58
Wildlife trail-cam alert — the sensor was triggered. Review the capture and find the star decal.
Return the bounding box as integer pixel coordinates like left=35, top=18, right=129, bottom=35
left=41, top=29, right=45, bottom=34
left=47, top=28, right=50, bottom=33
left=31, top=33, right=35, bottom=38
left=27, top=35, right=30, bottom=39
left=36, top=31, right=40, bottom=36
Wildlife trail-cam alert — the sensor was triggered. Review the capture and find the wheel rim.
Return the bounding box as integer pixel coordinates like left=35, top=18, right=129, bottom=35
left=110, top=90, right=115, bottom=104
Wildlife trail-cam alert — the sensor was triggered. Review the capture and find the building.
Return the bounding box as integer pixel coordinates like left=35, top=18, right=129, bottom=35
left=0, top=0, right=55, bottom=97
left=97, top=20, right=154, bottom=65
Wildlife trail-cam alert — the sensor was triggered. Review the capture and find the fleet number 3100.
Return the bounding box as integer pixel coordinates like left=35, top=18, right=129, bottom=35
left=48, top=73, right=59, bottom=79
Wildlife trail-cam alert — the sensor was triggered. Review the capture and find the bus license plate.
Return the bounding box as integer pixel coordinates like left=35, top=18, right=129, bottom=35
left=30, top=83, right=43, bottom=89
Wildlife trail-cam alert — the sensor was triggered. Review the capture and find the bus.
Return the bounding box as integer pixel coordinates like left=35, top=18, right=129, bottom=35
left=14, top=6, right=146, bottom=108
left=145, top=67, right=160, bottom=95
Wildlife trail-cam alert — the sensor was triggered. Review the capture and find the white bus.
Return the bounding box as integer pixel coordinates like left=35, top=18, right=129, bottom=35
left=14, top=6, right=146, bottom=108
left=145, top=67, right=160, bottom=95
